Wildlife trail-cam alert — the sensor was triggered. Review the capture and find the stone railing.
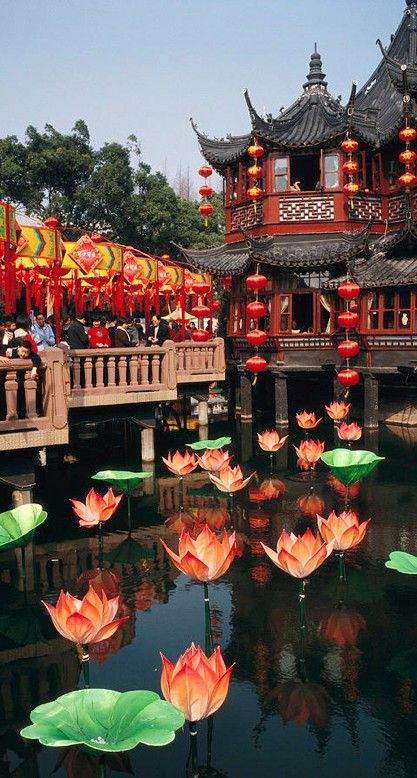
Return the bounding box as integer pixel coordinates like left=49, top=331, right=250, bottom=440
left=175, top=338, right=226, bottom=383
left=0, top=348, right=68, bottom=449
left=68, top=343, right=177, bottom=408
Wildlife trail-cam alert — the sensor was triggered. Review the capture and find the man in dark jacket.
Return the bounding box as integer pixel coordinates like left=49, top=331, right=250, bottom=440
left=146, top=314, right=171, bottom=346
left=64, top=314, right=89, bottom=349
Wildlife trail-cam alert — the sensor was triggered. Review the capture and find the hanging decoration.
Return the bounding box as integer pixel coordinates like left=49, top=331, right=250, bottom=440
left=398, top=121, right=417, bottom=189
left=341, top=135, right=360, bottom=208
left=336, top=278, right=360, bottom=389
left=191, top=278, right=212, bottom=340
left=198, top=165, right=214, bottom=227
left=246, top=140, right=264, bottom=213
left=245, top=266, right=268, bottom=377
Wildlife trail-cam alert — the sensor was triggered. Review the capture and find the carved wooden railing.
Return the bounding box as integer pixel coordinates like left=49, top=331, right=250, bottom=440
left=175, top=338, right=226, bottom=382
left=0, top=348, right=68, bottom=435
left=68, top=344, right=177, bottom=406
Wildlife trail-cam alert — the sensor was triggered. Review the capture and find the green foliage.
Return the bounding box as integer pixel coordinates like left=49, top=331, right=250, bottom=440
left=0, top=120, right=224, bottom=254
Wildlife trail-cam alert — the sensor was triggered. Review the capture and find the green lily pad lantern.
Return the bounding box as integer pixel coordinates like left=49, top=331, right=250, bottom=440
left=320, top=449, right=384, bottom=486
left=21, top=688, right=184, bottom=752
left=0, top=504, right=47, bottom=550
left=92, top=471, right=152, bottom=530
left=385, top=551, right=417, bottom=574
left=187, top=436, right=232, bottom=451
left=104, top=536, right=156, bottom=565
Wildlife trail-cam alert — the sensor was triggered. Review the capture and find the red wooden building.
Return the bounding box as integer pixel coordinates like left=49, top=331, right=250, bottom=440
left=180, top=0, right=417, bottom=427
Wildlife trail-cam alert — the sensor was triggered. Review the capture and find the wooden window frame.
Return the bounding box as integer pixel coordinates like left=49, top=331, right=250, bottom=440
left=363, top=289, right=417, bottom=333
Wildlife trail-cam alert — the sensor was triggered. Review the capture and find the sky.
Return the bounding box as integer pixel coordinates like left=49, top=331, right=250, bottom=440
left=1, top=1, right=405, bottom=188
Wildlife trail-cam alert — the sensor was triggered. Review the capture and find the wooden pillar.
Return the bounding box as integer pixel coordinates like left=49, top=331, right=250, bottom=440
left=240, top=423, right=253, bottom=462
left=240, top=374, right=252, bottom=422
left=198, top=400, right=209, bottom=426
left=364, top=374, right=379, bottom=429
left=273, top=371, right=288, bottom=426
left=141, top=427, right=155, bottom=463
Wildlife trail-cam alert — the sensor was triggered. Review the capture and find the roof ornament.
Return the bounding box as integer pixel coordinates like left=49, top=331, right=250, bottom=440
left=303, top=44, right=328, bottom=91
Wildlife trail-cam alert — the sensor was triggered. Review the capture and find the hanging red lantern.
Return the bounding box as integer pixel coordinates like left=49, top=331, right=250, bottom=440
left=247, top=142, right=265, bottom=159
left=337, top=340, right=360, bottom=358
left=246, top=329, right=267, bottom=346
left=191, top=328, right=210, bottom=342
left=161, top=253, right=170, bottom=262
left=342, top=160, right=359, bottom=174
left=192, top=281, right=210, bottom=295
left=91, top=232, right=103, bottom=243
left=221, top=275, right=232, bottom=291
left=211, top=299, right=221, bottom=312
left=338, top=280, right=360, bottom=300
left=337, top=368, right=360, bottom=387
left=246, top=355, right=267, bottom=373
left=247, top=164, right=262, bottom=179
left=247, top=300, right=267, bottom=318
left=198, top=184, right=213, bottom=198
left=246, top=273, right=267, bottom=291
left=399, top=126, right=417, bottom=142
left=44, top=216, right=59, bottom=229
left=338, top=311, right=359, bottom=329
left=341, top=138, right=359, bottom=153
left=198, top=165, right=213, bottom=178
left=247, top=186, right=263, bottom=201
left=343, top=182, right=359, bottom=196
left=399, top=171, right=417, bottom=188
left=399, top=149, right=417, bottom=165
left=199, top=202, right=214, bottom=227
left=191, top=304, right=211, bottom=318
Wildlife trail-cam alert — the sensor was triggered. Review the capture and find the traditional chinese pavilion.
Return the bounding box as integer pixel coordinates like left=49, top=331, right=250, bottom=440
left=181, top=0, right=417, bottom=426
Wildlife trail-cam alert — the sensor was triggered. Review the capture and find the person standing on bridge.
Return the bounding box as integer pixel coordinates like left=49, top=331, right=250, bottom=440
left=64, top=313, right=89, bottom=350
left=146, top=313, right=170, bottom=347
left=88, top=316, right=110, bottom=348
left=31, top=313, right=56, bottom=351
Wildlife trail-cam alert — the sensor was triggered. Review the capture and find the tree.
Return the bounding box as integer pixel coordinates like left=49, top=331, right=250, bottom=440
left=0, top=119, right=224, bottom=253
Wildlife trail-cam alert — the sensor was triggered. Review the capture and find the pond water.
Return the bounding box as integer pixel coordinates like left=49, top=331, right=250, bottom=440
left=1, top=414, right=417, bottom=778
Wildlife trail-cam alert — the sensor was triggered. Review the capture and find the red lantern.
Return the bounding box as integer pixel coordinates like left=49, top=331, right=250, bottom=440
left=337, top=368, right=360, bottom=387
left=246, top=273, right=267, bottom=291
left=247, top=142, right=265, bottom=158
left=161, top=253, right=170, bottom=262
left=246, top=328, right=267, bottom=347
left=198, top=165, right=213, bottom=178
left=44, top=216, right=59, bottom=229
left=338, top=311, right=359, bottom=329
left=337, top=340, right=360, bottom=358
left=199, top=203, right=214, bottom=218
left=341, top=138, right=359, bottom=153
left=221, top=275, right=232, bottom=291
left=91, top=232, right=103, bottom=243
left=247, top=186, right=263, bottom=200
left=191, top=328, right=210, bottom=342
left=198, top=184, right=213, bottom=198
left=247, top=300, right=267, bottom=318
left=246, top=355, right=267, bottom=373
left=338, top=281, right=360, bottom=300
left=247, top=164, right=262, bottom=178
left=399, top=127, right=417, bottom=142
left=399, top=149, right=417, bottom=165
left=398, top=171, right=417, bottom=188
left=191, top=304, right=211, bottom=318
left=343, top=182, right=359, bottom=196
left=211, top=299, right=221, bottom=312
left=342, top=160, right=359, bottom=174
left=192, top=281, right=210, bottom=295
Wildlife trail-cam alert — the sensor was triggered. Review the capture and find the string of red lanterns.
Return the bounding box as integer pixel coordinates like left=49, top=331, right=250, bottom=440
left=191, top=279, right=211, bottom=341
left=246, top=140, right=264, bottom=213
left=336, top=279, right=360, bottom=389
left=398, top=122, right=417, bottom=189
left=245, top=267, right=268, bottom=376
left=341, top=135, right=360, bottom=209
left=198, top=165, right=214, bottom=227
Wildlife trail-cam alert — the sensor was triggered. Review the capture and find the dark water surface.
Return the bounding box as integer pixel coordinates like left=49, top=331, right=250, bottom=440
left=1, top=416, right=417, bottom=778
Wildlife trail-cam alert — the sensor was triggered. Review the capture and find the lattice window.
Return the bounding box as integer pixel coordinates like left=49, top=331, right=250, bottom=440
left=279, top=195, right=334, bottom=222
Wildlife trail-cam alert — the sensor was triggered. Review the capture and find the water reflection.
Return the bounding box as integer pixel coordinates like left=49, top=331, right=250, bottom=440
left=2, top=421, right=417, bottom=775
